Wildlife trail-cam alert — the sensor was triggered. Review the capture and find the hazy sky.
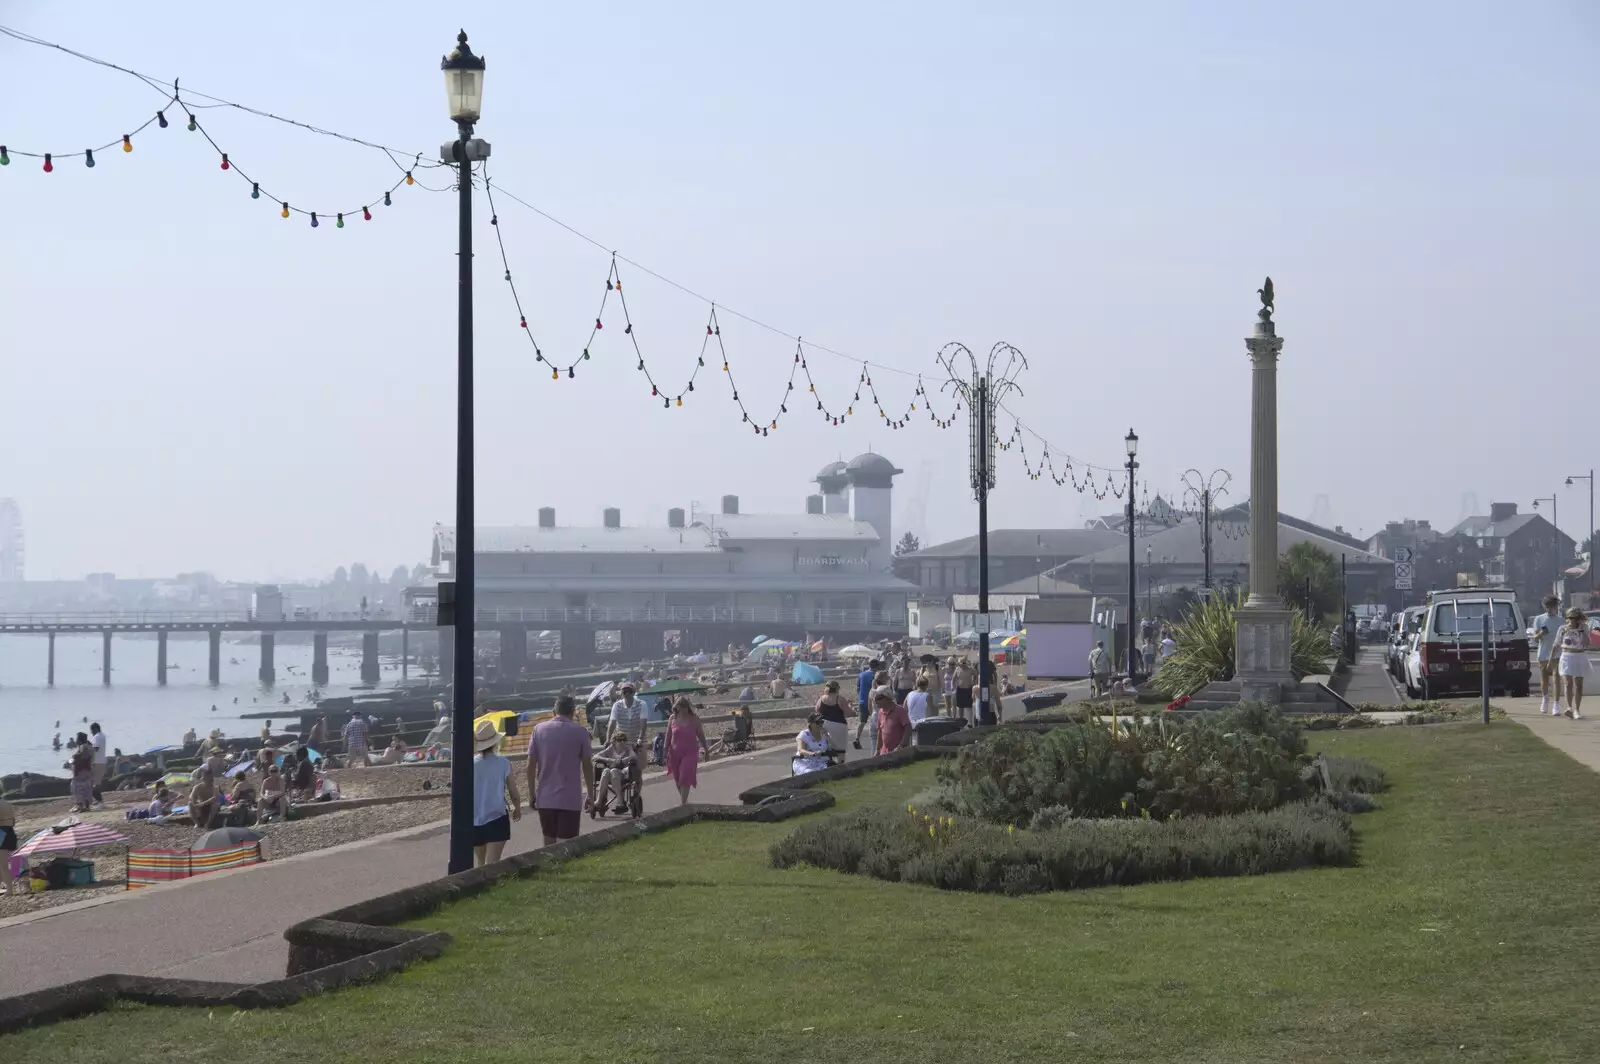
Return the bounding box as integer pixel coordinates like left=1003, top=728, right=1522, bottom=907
left=2, top=2, right=1595, bottom=582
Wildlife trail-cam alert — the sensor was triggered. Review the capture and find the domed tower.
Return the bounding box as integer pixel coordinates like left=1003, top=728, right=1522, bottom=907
left=846, top=453, right=902, bottom=572
left=815, top=460, right=849, bottom=515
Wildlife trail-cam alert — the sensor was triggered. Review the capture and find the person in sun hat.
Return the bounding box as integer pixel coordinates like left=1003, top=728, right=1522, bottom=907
left=606, top=682, right=649, bottom=800
left=472, top=717, right=521, bottom=866
left=1555, top=606, right=1591, bottom=720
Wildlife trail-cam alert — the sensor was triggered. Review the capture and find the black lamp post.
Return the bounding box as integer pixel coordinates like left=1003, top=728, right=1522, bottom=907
left=1566, top=472, right=1595, bottom=599
left=442, top=30, right=488, bottom=876
left=1124, top=428, right=1139, bottom=680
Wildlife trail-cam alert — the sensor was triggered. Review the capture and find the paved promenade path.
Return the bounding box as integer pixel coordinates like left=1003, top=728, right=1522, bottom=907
left=1500, top=671, right=1600, bottom=773
left=1340, top=646, right=1402, bottom=707
left=0, top=743, right=800, bottom=999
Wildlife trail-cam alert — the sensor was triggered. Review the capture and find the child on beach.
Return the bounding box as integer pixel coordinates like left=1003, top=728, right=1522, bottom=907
left=589, top=733, right=636, bottom=818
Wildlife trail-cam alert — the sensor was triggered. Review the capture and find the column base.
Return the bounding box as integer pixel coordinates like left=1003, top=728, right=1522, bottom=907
left=1235, top=606, right=1294, bottom=705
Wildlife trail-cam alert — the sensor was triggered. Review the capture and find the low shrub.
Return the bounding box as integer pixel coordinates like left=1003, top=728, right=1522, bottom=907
left=1152, top=588, right=1333, bottom=697
left=937, top=703, right=1312, bottom=825
left=1322, top=755, right=1387, bottom=795
left=770, top=800, right=1354, bottom=895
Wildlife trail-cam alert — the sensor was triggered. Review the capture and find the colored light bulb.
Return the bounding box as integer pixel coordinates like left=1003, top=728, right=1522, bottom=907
left=676, top=397, right=683, bottom=407
left=157, top=111, right=169, bottom=129
left=519, top=316, right=527, bottom=328
left=336, top=213, right=344, bottom=228
left=310, top=213, right=319, bottom=228
left=281, top=202, right=290, bottom=218
left=606, top=279, right=613, bottom=291
left=615, top=280, right=622, bottom=291
left=84, top=149, right=95, bottom=168
left=687, top=381, right=694, bottom=392
left=122, top=135, right=132, bottom=153
left=187, top=116, right=197, bottom=132
left=383, top=191, right=391, bottom=206
left=732, top=392, right=739, bottom=401
left=794, top=353, right=799, bottom=364
left=251, top=183, right=260, bottom=199
left=220, top=154, right=230, bottom=170
left=42, top=154, right=53, bottom=173
left=847, top=406, right=853, bottom=416
left=595, top=318, right=603, bottom=330
left=552, top=369, right=559, bottom=380
left=568, top=367, right=575, bottom=379
left=651, top=385, right=658, bottom=396
left=362, top=206, right=371, bottom=221
left=0, top=146, right=7, bottom=165
left=583, top=349, right=591, bottom=360
left=637, top=359, right=644, bottom=371
left=624, top=324, right=632, bottom=335
left=504, top=270, right=511, bottom=282
left=664, top=397, right=671, bottom=409
left=723, top=362, right=729, bottom=372
left=404, top=171, right=414, bottom=185
left=490, top=214, right=497, bottom=226
left=706, top=325, right=713, bottom=336
left=697, top=357, right=704, bottom=367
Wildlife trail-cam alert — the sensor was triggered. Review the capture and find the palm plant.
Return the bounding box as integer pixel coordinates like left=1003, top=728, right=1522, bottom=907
left=1153, top=588, right=1331, bottom=697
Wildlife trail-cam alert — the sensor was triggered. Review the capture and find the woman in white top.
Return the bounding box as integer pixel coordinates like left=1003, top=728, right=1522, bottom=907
left=1556, top=607, right=1591, bottom=720
left=471, top=719, right=522, bottom=866
left=792, top=714, right=834, bottom=775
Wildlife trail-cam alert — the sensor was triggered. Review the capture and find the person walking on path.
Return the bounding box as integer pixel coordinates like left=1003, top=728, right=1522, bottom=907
left=1533, top=596, right=1564, bottom=715
left=875, top=690, right=912, bottom=755
left=664, top=697, right=711, bottom=806
left=471, top=719, right=521, bottom=866
left=853, top=659, right=880, bottom=750
left=342, top=711, right=370, bottom=765
left=952, top=658, right=976, bottom=721
left=88, top=723, right=108, bottom=809
left=1088, top=641, right=1110, bottom=697
left=607, top=682, right=649, bottom=788
left=528, top=696, right=596, bottom=845
left=814, top=680, right=852, bottom=758
left=1556, top=607, right=1591, bottom=720
left=905, top=676, right=931, bottom=724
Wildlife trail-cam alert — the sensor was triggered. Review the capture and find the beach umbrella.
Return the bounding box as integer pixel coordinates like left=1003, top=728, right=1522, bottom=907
left=587, top=679, right=616, bottom=704
left=836, top=644, right=875, bottom=659
left=223, top=761, right=253, bottom=779
left=751, top=634, right=770, bottom=645
left=1000, top=634, right=1024, bottom=648
left=192, top=827, right=263, bottom=850
left=791, top=662, right=824, bottom=686
left=143, top=744, right=179, bottom=755
left=15, top=820, right=129, bottom=858
left=156, top=771, right=192, bottom=787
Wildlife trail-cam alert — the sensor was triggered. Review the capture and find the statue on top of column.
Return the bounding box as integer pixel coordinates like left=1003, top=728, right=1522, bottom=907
left=1257, top=277, right=1275, bottom=323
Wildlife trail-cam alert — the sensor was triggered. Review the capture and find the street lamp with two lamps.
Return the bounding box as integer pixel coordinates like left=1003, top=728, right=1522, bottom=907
left=1124, top=428, right=1139, bottom=680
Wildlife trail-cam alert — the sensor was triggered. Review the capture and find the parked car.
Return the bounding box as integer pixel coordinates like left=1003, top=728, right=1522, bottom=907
left=1387, top=606, right=1426, bottom=680
left=1409, top=587, right=1530, bottom=699
left=1402, top=633, right=1425, bottom=699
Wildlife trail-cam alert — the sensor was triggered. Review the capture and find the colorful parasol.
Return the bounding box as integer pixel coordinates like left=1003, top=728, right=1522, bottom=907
left=15, top=819, right=130, bottom=858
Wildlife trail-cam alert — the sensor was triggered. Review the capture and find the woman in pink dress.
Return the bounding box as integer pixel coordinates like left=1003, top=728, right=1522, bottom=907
left=664, top=697, right=711, bottom=806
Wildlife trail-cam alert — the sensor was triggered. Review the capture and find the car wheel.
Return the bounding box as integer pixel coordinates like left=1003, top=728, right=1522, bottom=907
left=1511, top=680, right=1530, bottom=699
left=1420, top=679, right=1433, bottom=702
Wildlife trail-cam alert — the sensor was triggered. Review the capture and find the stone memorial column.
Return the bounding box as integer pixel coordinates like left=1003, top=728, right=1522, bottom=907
left=1234, top=279, right=1294, bottom=703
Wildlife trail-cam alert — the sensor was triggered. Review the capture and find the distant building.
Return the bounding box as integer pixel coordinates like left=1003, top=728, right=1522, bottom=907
left=892, top=528, right=1124, bottom=598
left=415, top=453, right=916, bottom=643
left=1365, top=518, right=1439, bottom=561
left=1443, top=502, right=1572, bottom=608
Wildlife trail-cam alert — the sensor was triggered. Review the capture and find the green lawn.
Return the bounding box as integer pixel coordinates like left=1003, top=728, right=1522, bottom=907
left=11, top=724, right=1600, bottom=1062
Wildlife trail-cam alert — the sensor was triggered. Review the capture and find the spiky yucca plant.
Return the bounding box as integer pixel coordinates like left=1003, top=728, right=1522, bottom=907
left=1153, top=588, right=1331, bottom=697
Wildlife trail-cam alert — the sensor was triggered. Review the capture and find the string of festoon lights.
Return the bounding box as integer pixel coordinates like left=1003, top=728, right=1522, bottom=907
left=482, top=174, right=962, bottom=436
left=3, top=22, right=1139, bottom=482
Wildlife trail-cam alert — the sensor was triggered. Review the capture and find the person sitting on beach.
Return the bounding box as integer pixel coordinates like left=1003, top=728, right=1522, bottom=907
left=204, top=747, right=228, bottom=780
left=377, top=737, right=408, bottom=765
left=189, top=768, right=221, bottom=831
left=228, top=771, right=258, bottom=824
left=290, top=746, right=318, bottom=802
left=258, top=765, right=290, bottom=822
left=149, top=787, right=173, bottom=820
left=589, top=732, right=636, bottom=819
left=738, top=684, right=756, bottom=702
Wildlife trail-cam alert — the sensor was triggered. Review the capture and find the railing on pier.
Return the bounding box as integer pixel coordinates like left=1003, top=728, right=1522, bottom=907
left=403, top=605, right=907, bottom=629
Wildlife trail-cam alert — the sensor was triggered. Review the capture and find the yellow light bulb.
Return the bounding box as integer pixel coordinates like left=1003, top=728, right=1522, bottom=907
left=405, top=172, right=414, bottom=186
left=281, top=203, right=290, bottom=219
left=122, top=136, right=132, bottom=153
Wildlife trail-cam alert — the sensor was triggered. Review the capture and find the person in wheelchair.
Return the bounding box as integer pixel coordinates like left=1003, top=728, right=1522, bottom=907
left=792, top=713, right=841, bottom=775
left=590, top=731, right=640, bottom=818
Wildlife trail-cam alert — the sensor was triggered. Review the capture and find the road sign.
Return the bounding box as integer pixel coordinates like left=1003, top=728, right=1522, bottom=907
left=1392, top=547, right=1413, bottom=564
left=974, top=614, right=991, bottom=634
left=1394, top=577, right=1414, bottom=591
left=1394, top=562, right=1414, bottom=581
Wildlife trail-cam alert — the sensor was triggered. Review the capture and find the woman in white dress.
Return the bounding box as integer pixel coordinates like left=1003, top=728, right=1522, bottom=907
left=792, top=714, right=834, bottom=775
left=1556, top=607, right=1591, bottom=720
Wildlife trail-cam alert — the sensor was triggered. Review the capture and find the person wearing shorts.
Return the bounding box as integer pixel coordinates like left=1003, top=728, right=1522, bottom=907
left=1556, top=607, right=1591, bottom=721
left=471, top=719, right=521, bottom=866
left=953, top=659, right=976, bottom=720
left=1532, top=596, right=1563, bottom=715
left=527, top=695, right=595, bottom=845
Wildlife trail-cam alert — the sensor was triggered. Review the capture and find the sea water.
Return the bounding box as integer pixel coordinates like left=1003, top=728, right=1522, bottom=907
left=0, top=633, right=402, bottom=777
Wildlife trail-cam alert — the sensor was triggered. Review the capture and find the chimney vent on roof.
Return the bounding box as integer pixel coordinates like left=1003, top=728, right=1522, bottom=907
left=603, top=507, right=621, bottom=529
left=667, top=507, right=685, bottom=529
left=721, top=494, right=739, bottom=515
left=805, top=495, right=824, bottom=514
left=537, top=507, right=555, bottom=529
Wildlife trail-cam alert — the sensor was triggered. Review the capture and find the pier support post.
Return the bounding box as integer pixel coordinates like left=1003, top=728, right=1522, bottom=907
left=157, top=630, right=168, bottom=686
left=498, top=627, right=526, bottom=681
left=438, top=629, right=454, bottom=686
left=47, top=631, right=55, bottom=686
left=402, top=627, right=410, bottom=682
left=259, top=632, right=276, bottom=687
left=312, top=632, right=329, bottom=686
left=102, top=630, right=112, bottom=686
left=361, top=631, right=381, bottom=684
left=208, top=629, right=221, bottom=687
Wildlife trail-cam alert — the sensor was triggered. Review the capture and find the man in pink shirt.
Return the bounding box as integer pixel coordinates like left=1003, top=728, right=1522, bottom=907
left=875, top=691, right=912, bottom=756
left=525, top=696, right=596, bottom=845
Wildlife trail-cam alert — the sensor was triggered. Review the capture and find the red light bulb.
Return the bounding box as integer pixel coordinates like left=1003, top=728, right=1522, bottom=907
left=520, top=316, right=527, bottom=328
left=42, top=154, right=53, bottom=173
left=362, top=206, right=372, bottom=221
left=220, top=154, right=230, bottom=170
left=595, top=318, right=603, bottom=330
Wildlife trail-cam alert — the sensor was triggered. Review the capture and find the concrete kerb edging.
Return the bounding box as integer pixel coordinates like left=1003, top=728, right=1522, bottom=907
left=0, top=787, right=836, bottom=1036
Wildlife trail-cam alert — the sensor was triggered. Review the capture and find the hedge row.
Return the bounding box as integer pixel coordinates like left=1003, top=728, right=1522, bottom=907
left=770, top=798, right=1354, bottom=895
